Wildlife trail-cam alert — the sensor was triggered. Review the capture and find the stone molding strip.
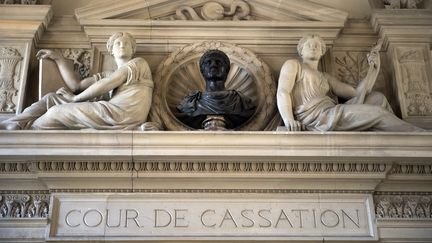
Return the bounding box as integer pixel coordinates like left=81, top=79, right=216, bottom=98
left=2, top=191, right=432, bottom=220
left=1, top=131, right=431, bottom=160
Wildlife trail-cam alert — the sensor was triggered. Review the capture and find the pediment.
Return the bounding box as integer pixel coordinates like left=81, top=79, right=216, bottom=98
left=75, top=0, right=348, bottom=22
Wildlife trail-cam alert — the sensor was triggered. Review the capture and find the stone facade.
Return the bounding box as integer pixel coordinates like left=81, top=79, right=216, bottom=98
left=0, top=0, right=431, bottom=242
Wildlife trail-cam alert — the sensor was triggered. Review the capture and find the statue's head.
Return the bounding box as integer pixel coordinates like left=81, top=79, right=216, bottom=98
left=106, top=32, right=137, bottom=59
left=297, top=34, right=327, bottom=61
left=199, top=50, right=231, bottom=83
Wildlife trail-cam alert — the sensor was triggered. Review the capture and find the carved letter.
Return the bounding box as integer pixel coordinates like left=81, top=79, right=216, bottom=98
left=292, top=209, right=309, bottom=228
left=312, top=209, right=317, bottom=228
left=320, top=209, right=340, bottom=228
left=240, top=209, right=255, bottom=228
left=201, top=209, right=216, bottom=228
left=83, top=209, right=103, bottom=227
left=106, top=209, right=121, bottom=228
left=274, top=209, right=294, bottom=228
left=174, top=209, right=189, bottom=228
left=154, top=209, right=172, bottom=228
left=65, top=209, right=81, bottom=227
left=219, top=209, right=238, bottom=228
left=125, top=209, right=141, bottom=227
left=342, top=209, right=360, bottom=228
left=257, top=209, right=272, bottom=228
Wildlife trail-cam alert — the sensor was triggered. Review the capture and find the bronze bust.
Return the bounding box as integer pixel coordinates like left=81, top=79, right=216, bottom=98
left=177, top=50, right=255, bottom=130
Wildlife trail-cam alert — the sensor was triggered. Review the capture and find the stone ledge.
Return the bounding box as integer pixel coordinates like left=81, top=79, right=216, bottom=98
left=0, top=131, right=431, bottom=161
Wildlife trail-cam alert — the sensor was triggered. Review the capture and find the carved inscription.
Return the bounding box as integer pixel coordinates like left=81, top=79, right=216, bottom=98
left=0, top=47, right=22, bottom=112
left=49, top=194, right=376, bottom=240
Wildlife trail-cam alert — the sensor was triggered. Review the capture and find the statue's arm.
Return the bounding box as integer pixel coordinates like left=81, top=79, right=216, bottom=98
left=277, top=60, right=303, bottom=131
left=72, top=67, right=128, bottom=102
left=327, top=75, right=357, bottom=100
left=36, top=49, right=90, bottom=93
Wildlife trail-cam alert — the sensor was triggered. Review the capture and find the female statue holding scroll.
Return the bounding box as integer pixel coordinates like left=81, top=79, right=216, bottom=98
left=277, top=34, right=423, bottom=132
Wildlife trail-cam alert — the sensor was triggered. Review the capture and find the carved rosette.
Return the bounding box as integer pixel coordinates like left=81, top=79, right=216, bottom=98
left=0, top=193, right=49, bottom=218
left=374, top=194, right=432, bottom=219
left=0, top=47, right=23, bottom=112
left=150, top=41, right=276, bottom=131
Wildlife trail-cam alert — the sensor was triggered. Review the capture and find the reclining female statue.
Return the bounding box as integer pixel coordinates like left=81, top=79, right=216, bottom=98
left=277, top=34, right=424, bottom=132
left=0, top=32, right=153, bottom=130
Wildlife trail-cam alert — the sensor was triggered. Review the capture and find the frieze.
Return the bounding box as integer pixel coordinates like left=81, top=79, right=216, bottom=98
left=0, top=193, right=49, bottom=218
left=389, top=164, right=432, bottom=175
left=0, top=162, right=31, bottom=173
left=47, top=193, right=377, bottom=240
left=2, top=191, right=432, bottom=221
left=374, top=194, right=432, bottom=219
left=5, top=161, right=432, bottom=176
left=0, top=161, right=391, bottom=174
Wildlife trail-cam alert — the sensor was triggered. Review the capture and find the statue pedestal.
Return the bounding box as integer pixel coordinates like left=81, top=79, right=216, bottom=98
left=202, top=115, right=228, bottom=131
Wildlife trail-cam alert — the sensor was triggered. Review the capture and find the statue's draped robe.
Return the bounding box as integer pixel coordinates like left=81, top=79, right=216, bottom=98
left=289, top=59, right=422, bottom=132
left=5, top=57, right=153, bottom=130
left=177, top=90, right=255, bottom=129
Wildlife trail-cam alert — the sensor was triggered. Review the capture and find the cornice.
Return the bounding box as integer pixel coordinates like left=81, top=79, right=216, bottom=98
left=0, top=5, right=53, bottom=43
left=0, top=131, right=431, bottom=161
left=370, top=9, right=432, bottom=48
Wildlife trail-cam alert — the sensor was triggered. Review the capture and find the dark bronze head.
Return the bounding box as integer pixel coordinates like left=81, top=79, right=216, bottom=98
left=199, top=50, right=231, bottom=91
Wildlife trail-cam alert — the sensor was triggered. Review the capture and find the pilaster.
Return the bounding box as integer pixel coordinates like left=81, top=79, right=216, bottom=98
left=371, top=8, right=432, bottom=128
left=0, top=5, right=52, bottom=119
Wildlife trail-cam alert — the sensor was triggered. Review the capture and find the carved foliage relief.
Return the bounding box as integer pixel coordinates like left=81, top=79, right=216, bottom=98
left=0, top=193, right=49, bottom=218
left=383, top=0, right=423, bottom=9
left=396, top=48, right=432, bottom=116
left=0, top=0, right=37, bottom=4
left=374, top=195, right=432, bottom=219
left=161, top=0, right=251, bottom=21
left=0, top=47, right=23, bottom=113
left=333, top=51, right=390, bottom=97
left=61, top=49, right=92, bottom=79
